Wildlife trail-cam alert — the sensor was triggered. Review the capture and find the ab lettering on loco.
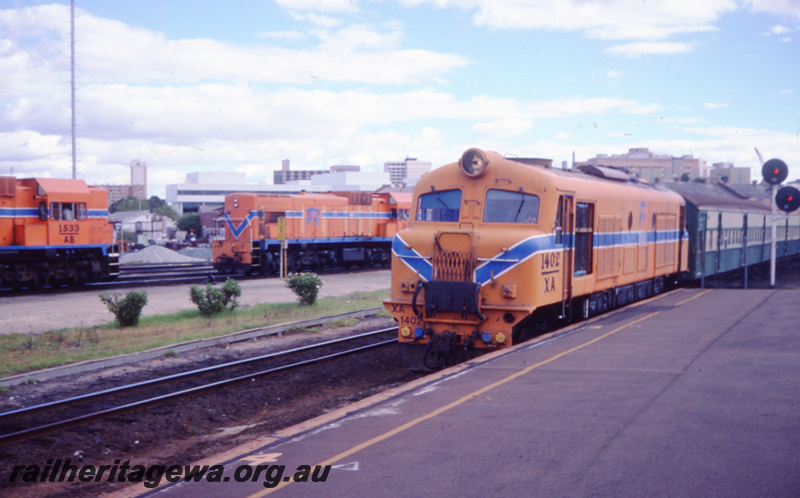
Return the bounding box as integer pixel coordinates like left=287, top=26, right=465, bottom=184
left=59, top=223, right=80, bottom=243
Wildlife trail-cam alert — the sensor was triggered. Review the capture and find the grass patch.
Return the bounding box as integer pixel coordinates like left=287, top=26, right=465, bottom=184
left=0, top=290, right=389, bottom=379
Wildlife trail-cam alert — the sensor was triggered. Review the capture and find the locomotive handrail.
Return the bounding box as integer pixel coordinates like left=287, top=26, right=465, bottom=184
left=398, top=254, right=431, bottom=260
left=411, top=280, right=426, bottom=317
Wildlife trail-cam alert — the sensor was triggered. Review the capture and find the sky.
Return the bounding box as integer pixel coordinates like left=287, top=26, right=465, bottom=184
left=1, top=0, right=799, bottom=199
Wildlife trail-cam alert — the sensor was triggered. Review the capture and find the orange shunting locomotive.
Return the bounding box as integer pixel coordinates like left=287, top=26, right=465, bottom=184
left=213, top=191, right=411, bottom=275
left=0, top=176, right=119, bottom=288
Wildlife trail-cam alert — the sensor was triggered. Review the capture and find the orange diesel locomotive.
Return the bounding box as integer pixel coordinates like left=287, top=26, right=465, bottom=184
left=384, top=148, right=687, bottom=369
left=0, top=176, right=119, bottom=288
left=213, top=191, right=411, bottom=275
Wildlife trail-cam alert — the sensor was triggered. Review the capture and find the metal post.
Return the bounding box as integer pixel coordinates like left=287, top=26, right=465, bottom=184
left=70, top=0, right=77, bottom=179
left=770, top=183, right=777, bottom=288
left=743, top=214, right=748, bottom=289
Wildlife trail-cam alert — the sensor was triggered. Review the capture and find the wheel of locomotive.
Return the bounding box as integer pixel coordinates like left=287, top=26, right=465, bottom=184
left=261, top=252, right=276, bottom=276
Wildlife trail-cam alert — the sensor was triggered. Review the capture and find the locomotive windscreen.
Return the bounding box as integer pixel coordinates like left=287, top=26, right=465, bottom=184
left=415, top=189, right=461, bottom=222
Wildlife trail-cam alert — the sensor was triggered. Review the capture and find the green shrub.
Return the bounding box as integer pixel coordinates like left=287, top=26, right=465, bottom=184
left=285, top=272, right=323, bottom=305
left=190, top=278, right=242, bottom=316
left=100, top=290, right=148, bottom=327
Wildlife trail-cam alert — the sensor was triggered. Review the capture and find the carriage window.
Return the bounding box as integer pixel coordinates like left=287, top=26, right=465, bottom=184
left=574, top=202, right=594, bottom=276
left=415, top=189, right=462, bottom=222
left=483, top=189, right=539, bottom=224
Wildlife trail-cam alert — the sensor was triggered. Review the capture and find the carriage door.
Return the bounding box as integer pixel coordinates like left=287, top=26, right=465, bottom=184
left=558, top=195, right=574, bottom=319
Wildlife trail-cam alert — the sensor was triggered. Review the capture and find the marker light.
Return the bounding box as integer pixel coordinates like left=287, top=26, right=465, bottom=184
left=481, top=332, right=492, bottom=344
left=401, top=327, right=411, bottom=337
left=761, top=159, right=788, bottom=185
left=460, top=148, right=489, bottom=178
left=776, top=186, right=800, bottom=213
left=413, top=327, right=425, bottom=339
left=496, top=333, right=506, bottom=344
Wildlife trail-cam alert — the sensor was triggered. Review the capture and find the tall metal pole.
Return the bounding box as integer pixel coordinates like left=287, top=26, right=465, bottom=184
left=70, top=0, right=77, bottom=179
left=770, top=183, right=777, bottom=288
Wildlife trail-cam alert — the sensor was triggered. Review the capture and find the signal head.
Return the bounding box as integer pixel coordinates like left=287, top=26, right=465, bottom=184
left=460, top=148, right=489, bottom=178
left=762, top=158, right=788, bottom=185
left=776, top=185, right=800, bottom=213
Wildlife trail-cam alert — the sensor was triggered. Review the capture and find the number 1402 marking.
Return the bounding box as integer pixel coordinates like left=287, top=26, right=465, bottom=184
left=541, top=252, right=560, bottom=270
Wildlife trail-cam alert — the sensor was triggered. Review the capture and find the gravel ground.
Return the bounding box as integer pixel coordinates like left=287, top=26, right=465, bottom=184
left=0, top=270, right=392, bottom=336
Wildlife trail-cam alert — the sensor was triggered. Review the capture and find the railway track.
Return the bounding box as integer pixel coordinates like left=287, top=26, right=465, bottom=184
left=114, top=261, right=218, bottom=285
left=0, top=327, right=399, bottom=446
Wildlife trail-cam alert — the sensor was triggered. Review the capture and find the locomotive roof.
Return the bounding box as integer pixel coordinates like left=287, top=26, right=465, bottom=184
left=516, top=159, right=676, bottom=195
left=665, top=181, right=771, bottom=212
left=33, top=177, right=91, bottom=195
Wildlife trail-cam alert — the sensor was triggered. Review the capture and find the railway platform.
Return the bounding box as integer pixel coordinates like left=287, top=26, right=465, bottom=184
left=114, top=287, right=800, bottom=497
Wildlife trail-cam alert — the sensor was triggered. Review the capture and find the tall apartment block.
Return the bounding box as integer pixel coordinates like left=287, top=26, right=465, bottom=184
left=383, top=158, right=431, bottom=185
left=130, top=159, right=147, bottom=199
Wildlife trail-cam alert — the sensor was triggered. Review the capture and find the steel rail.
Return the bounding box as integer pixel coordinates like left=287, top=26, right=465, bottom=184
left=0, top=328, right=398, bottom=446
left=0, top=327, right=398, bottom=421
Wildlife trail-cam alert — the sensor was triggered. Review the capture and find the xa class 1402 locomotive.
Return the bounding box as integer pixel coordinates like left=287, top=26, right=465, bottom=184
left=384, top=148, right=800, bottom=370
left=383, top=148, right=690, bottom=370
left=0, top=176, right=119, bottom=289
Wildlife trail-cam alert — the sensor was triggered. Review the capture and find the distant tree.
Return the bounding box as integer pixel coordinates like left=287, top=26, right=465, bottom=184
left=153, top=204, right=179, bottom=220
left=110, top=196, right=144, bottom=213
left=110, top=195, right=178, bottom=220
left=177, top=212, right=202, bottom=233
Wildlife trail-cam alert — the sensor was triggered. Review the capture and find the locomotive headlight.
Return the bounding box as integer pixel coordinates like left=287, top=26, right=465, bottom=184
left=460, top=148, right=489, bottom=178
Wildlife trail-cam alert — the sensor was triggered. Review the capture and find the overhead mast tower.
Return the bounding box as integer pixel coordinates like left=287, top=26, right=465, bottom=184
left=71, top=0, right=77, bottom=179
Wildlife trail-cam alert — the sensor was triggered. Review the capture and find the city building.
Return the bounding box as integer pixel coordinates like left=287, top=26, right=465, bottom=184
left=708, top=162, right=752, bottom=184
left=165, top=171, right=330, bottom=215
left=272, top=159, right=345, bottom=184
left=576, top=148, right=709, bottom=183
left=130, top=159, right=147, bottom=199
left=97, top=159, right=148, bottom=204
left=103, top=184, right=132, bottom=205
left=384, top=158, right=431, bottom=185
left=109, top=210, right=176, bottom=244
left=309, top=170, right=391, bottom=191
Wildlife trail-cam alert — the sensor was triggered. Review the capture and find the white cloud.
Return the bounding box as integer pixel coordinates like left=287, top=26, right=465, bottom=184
left=274, top=0, right=360, bottom=13
left=403, top=0, right=738, bottom=41
left=604, top=41, right=695, bottom=58
left=766, top=24, right=791, bottom=35
left=746, top=0, right=800, bottom=20
left=703, top=102, right=729, bottom=109
left=0, top=5, right=470, bottom=88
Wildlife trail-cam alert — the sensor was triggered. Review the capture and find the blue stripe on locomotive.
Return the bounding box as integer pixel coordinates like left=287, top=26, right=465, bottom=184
left=394, top=229, right=684, bottom=286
